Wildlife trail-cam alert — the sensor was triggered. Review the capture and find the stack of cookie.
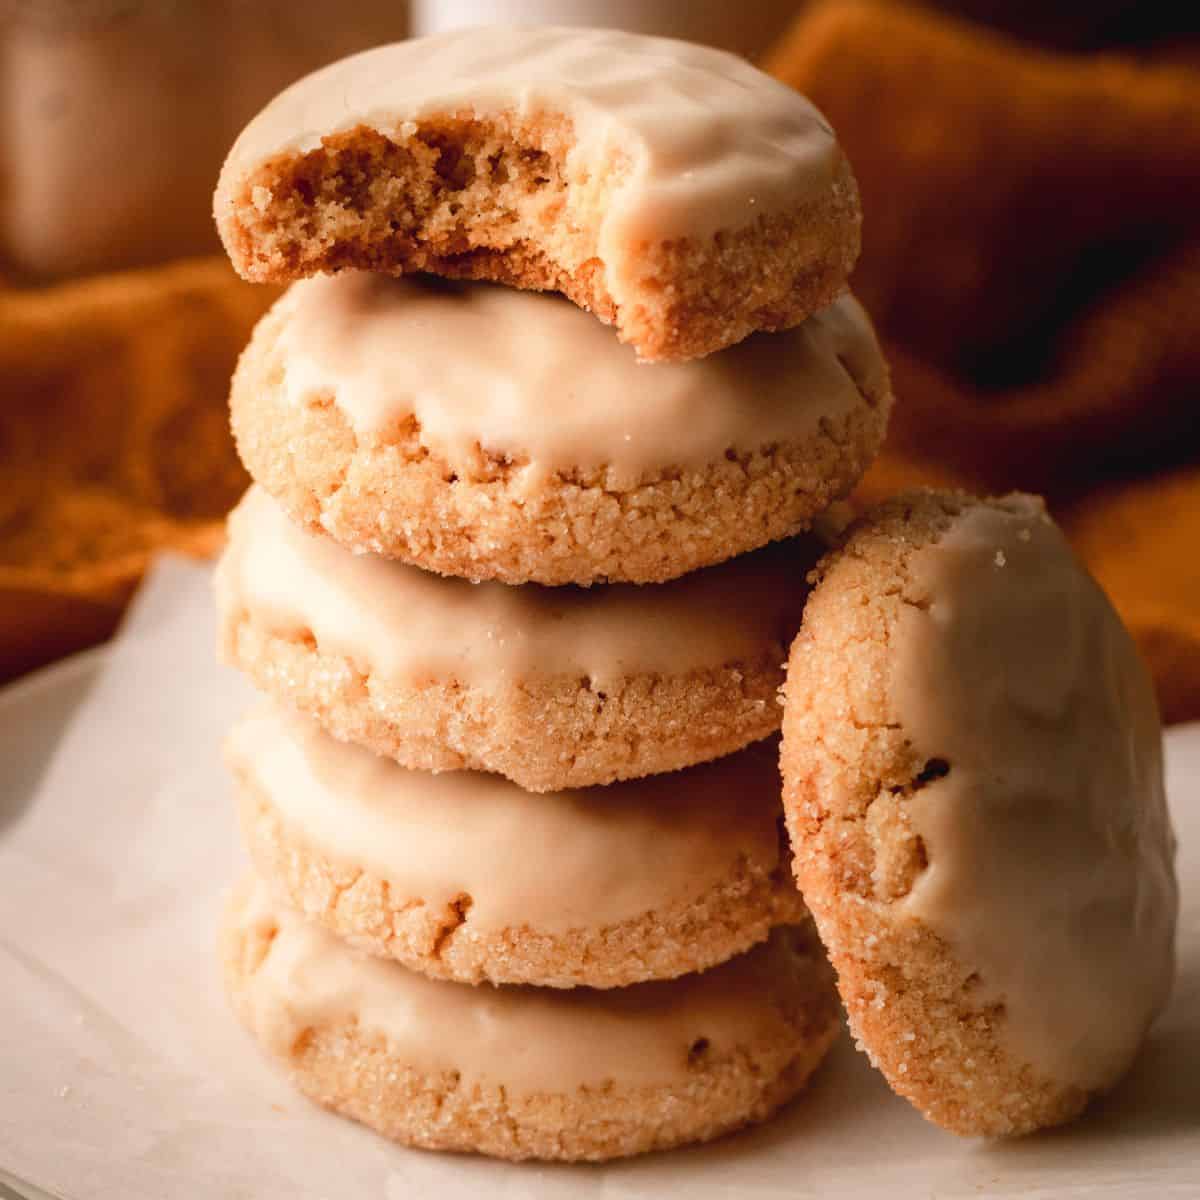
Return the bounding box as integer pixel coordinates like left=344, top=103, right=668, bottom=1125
left=211, top=25, right=1181, bottom=1160
left=209, top=26, right=890, bottom=1162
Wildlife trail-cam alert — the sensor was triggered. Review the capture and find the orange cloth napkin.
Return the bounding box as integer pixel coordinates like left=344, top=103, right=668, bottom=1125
left=0, top=260, right=276, bottom=679
left=1, top=1, right=1197, bottom=724
left=768, top=0, right=1200, bottom=722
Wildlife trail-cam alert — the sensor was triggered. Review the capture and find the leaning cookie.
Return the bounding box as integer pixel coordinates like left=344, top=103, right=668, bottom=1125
left=230, top=273, right=890, bottom=585
left=227, top=703, right=806, bottom=988
left=216, top=487, right=824, bottom=791
left=779, top=489, right=1178, bottom=1136
left=223, top=874, right=840, bottom=1162
left=214, top=26, right=859, bottom=363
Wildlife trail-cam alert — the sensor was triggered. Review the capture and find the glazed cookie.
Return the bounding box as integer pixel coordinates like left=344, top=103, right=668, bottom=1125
left=227, top=703, right=806, bottom=988
left=222, top=874, right=840, bottom=1162
left=216, top=487, right=825, bottom=790
left=780, top=490, right=1178, bottom=1136
left=230, top=273, right=890, bottom=585
left=214, top=25, right=860, bottom=363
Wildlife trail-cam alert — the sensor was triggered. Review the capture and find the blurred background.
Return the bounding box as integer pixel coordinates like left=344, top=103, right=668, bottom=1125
left=1, top=0, right=1197, bottom=719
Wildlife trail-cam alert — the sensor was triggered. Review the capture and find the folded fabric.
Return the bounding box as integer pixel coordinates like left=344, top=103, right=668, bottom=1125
left=0, top=259, right=273, bottom=678
left=769, top=0, right=1200, bottom=721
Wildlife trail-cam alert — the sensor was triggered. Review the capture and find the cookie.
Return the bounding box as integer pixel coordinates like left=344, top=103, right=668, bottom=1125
left=216, top=487, right=825, bottom=790
left=779, top=490, right=1178, bottom=1136
left=227, top=703, right=805, bottom=989
left=222, top=874, right=840, bottom=1162
left=214, top=25, right=860, bottom=363
left=230, top=274, right=890, bottom=585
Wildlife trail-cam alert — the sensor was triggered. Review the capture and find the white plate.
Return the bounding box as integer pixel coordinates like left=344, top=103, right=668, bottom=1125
left=1, top=560, right=1198, bottom=1200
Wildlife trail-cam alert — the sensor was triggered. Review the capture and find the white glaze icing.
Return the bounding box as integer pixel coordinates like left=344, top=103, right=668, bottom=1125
left=894, top=500, right=1178, bottom=1090
left=228, top=703, right=789, bottom=933
left=218, top=24, right=840, bottom=262
left=266, top=273, right=884, bottom=489
left=231, top=874, right=814, bottom=1094
left=217, top=486, right=818, bottom=689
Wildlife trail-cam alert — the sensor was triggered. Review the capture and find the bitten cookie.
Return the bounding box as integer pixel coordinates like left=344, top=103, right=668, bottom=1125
left=227, top=703, right=806, bottom=988
left=217, top=487, right=825, bottom=790
left=229, top=274, right=890, bottom=585
left=222, top=874, right=840, bottom=1162
left=214, top=25, right=860, bottom=363
left=779, top=490, right=1178, bottom=1136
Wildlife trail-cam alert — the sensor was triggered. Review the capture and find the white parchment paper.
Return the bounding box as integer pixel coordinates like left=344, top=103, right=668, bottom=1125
left=2, top=557, right=1198, bottom=1199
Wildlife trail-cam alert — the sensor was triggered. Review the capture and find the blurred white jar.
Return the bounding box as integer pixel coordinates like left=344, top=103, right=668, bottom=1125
left=0, top=1, right=410, bottom=282
left=411, top=0, right=796, bottom=60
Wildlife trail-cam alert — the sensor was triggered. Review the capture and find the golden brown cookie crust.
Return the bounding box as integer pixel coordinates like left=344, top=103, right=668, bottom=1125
left=221, top=884, right=841, bottom=1162
left=779, top=490, right=1093, bottom=1136
left=220, top=607, right=790, bottom=792
left=229, top=297, right=891, bottom=585
left=215, top=114, right=860, bottom=363
left=234, top=773, right=808, bottom=989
